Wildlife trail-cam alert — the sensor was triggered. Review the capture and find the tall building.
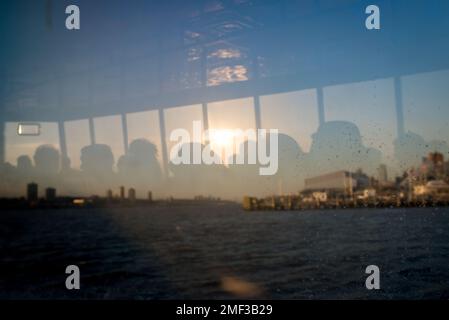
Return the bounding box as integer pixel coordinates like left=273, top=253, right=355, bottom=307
left=128, top=188, right=136, bottom=202
left=27, top=183, right=38, bottom=202
left=120, top=186, right=125, bottom=200
left=106, top=189, right=113, bottom=200
left=420, top=152, right=445, bottom=180
left=377, top=164, right=388, bottom=183
left=45, top=187, right=56, bottom=201
left=428, top=152, right=444, bottom=165
left=148, top=191, right=153, bottom=202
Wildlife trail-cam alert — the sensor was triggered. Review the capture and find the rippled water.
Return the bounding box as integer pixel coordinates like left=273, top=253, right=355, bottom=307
left=1, top=204, right=449, bottom=299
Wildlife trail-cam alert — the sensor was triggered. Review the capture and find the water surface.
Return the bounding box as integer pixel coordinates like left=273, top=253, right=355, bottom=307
left=1, top=204, right=448, bottom=299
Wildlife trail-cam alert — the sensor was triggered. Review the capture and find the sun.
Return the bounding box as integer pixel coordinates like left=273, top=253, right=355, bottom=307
left=209, top=129, right=235, bottom=148
left=207, top=129, right=237, bottom=164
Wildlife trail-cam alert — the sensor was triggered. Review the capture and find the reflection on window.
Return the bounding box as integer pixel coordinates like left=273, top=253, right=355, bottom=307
left=65, top=119, right=91, bottom=169
left=324, top=78, right=396, bottom=174
left=126, top=110, right=163, bottom=166
left=207, top=65, right=248, bottom=86
left=260, top=89, right=318, bottom=153
left=5, top=122, right=59, bottom=166
left=207, top=41, right=251, bottom=86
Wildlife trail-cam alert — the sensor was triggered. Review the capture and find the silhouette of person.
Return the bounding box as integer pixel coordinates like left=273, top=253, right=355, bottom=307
left=394, top=131, right=428, bottom=171
left=32, top=145, right=61, bottom=190
left=306, top=121, right=382, bottom=178
left=272, top=133, right=305, bottom=193
left=117, top=154, right=132, bottom=177
left=33, top=145, right=60, bottom=176
left=118, top=139, right=163, bottom=193
left=227, top=133, right=305, bottom=197
left=17, top=155, right=33, bottom=176
left=81, top=144, right=114, bottom=175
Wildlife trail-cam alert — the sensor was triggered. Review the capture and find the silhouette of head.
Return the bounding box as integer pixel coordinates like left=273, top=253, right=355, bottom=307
left=128, top=139, right=158, bottom=162
left=118, top=139, right=162, bottom=185
left=117, top=154, right=132, bottom=175
left=277, top=133, right=303, bottom=169
left=310, top=121, right=363, bottom=153
left=308, top=121, right=381, bottom=175
left=80, top=144, right=114, bottom=175
left=33, top=145, right=60, bottom=175
left=394, top=131, right=428, bottom=170
left=17, top=155, right=33, bottom=172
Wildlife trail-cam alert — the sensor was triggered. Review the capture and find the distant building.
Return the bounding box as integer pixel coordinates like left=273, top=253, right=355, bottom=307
left=352, top=169, right=371, bottom=189
left=428, top=152, right=444, bottom=165
left=377, top=164, right=388, bottom=183
left=128, top=188, right=136, bottom=202
left=414, top=180, right=449, bottom=199
left=45, top=187, right=56, bottom=201
left=419, top=152, right=445, bottom=180
left=27, top=183, right=38, bottom=202
left=312, top=191, right=327, bottom=202
left=304, top=171, right=357, bottom=193
left=120, top=186, right=125, bottom=200
left=356, top=188, right=376, bottom=200
left=148, top=191, right=153, bottom=202
left=106, top=189, right=113, bottom=200
left=243, top=196, right=258, bottom=210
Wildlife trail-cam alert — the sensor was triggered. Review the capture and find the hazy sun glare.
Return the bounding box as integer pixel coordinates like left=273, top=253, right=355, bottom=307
left=209, top=129, right=235, bottom=148
left=207, top=129, right=238, bottom=164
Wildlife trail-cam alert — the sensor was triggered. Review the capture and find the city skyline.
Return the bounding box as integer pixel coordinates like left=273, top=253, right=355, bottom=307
left=2, top=136, right=448, bottom=201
